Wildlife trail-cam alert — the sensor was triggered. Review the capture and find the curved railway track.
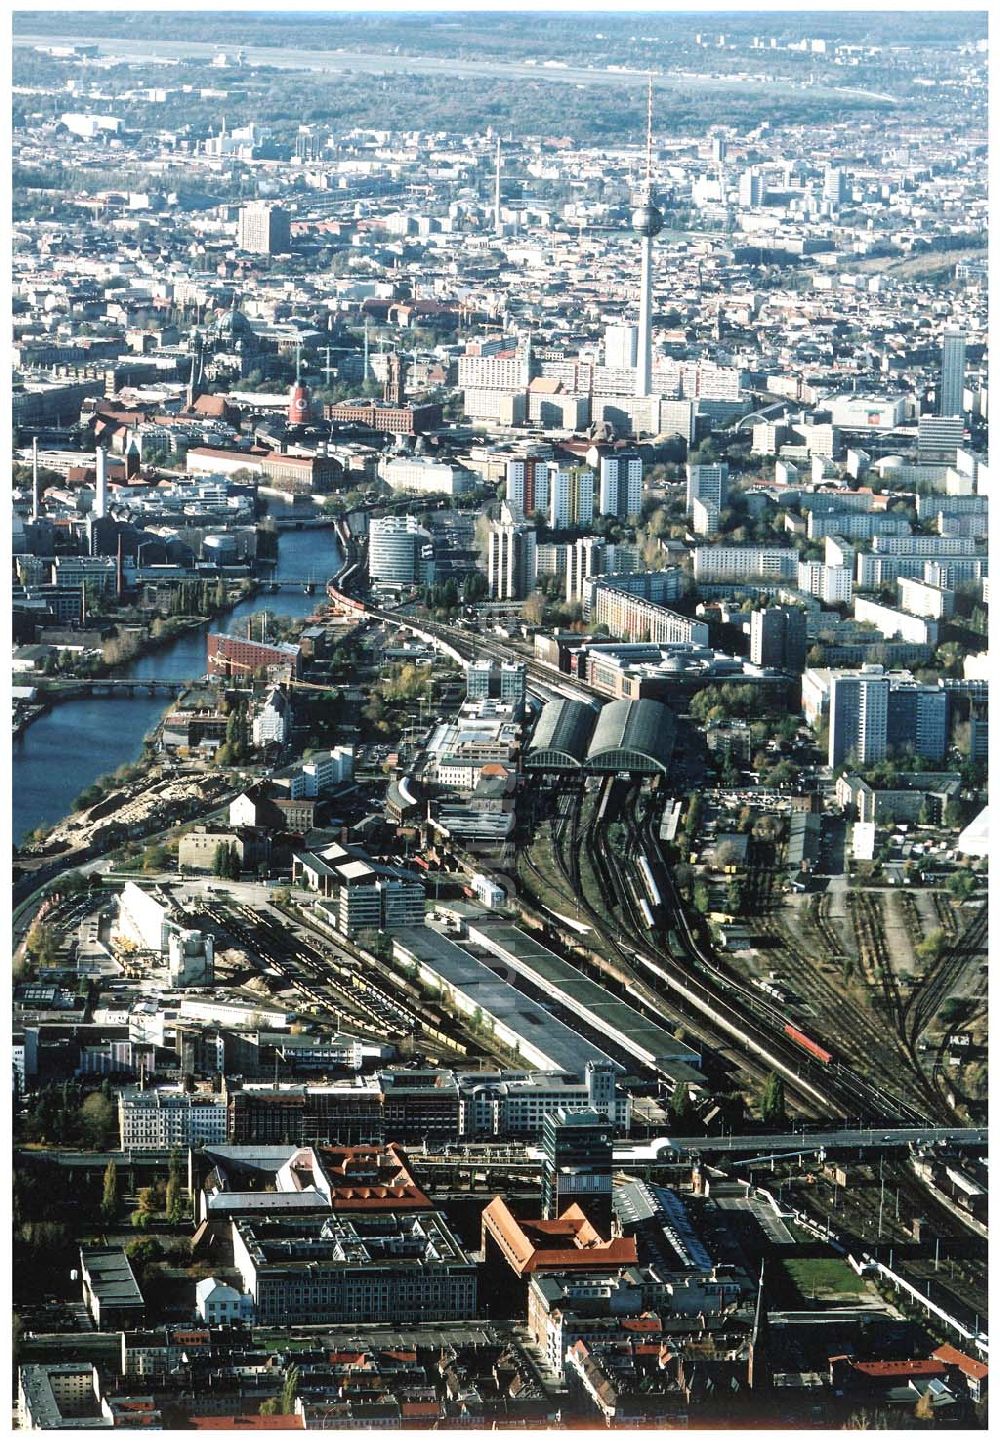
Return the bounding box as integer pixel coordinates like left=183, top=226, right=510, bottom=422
left=905, top=905, right=988, bottom=1047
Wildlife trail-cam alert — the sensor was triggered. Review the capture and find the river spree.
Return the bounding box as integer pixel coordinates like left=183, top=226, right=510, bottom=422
left=12, top=527, right=342, bottom=845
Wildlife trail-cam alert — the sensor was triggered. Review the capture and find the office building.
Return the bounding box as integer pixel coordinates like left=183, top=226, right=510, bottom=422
left=596, top=448, right=643, bottom=519
left=338, top=874, right=426, bottom=939
left=829, top=667, right=890, bottom=768
left=939, top=328, right=967, bottom=418
left=487, top=521, right=537, bottom=599
left=380, top=456, right=474, bottom=496
left=541, top=1106, right=615, bottom=1235
left=918, top=415, right=964, bottom=463
left=236, top=201, right=291, bottom=255
left=466, top=658, right=526, bottom=706
left=368, top=514, right=435, bottom=588
left=739, top=168, right=764, bottom=208
left=505, top=455, right=550, bottom=517
left=207, top=633, right=302, bottom=681
left=547, top=462, right=595, bottom=529
left=225, top=1079, right=385, bottom=1146
left=686, top=462, right=729, bottom=519
left=232, top=1211, right=477, bottom=1325
left=749, top=607, right=808, bottom=672
left=823, top=165, right=848, bottom=205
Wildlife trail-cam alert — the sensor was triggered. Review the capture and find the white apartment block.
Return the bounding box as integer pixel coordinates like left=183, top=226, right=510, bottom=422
left=797, top=560, right=853, bottom=604
left=873, top=534, right=978, bottom=556
left=897, top=578, right=955, bottom=621
left=693, top=546, right=799, bottom=583
left=590, top=587, right=709, bottom=646
left=853, top=597, right=939, bottom=646
left=118, top=1088, right=228, bottom=1150
left=806, top=510, right=911, bottom=541
left=597, top=452, right=643, bottom=519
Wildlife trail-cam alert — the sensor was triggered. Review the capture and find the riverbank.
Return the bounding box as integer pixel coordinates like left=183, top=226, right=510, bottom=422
left=13, top=525, right=344, bottom=844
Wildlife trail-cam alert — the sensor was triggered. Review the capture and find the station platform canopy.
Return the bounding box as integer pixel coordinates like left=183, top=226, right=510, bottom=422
left=523, top=698, right=600, bottom=771
left=584, top=698, right=676, bottom=777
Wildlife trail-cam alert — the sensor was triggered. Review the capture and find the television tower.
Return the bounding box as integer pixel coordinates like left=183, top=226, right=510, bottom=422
left=494, top=136, right=503, bottom=236
left=631, top=74, right=664, bottom=398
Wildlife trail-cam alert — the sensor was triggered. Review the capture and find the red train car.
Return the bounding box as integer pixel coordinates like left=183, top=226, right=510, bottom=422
left=785, top=1023, right=834, bottom=1066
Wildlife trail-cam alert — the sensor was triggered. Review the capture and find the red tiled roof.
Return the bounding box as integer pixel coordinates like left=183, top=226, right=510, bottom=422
left=847, top=1359, right=949, bottom=1379
left=931, top=1344, right=988, bottom=1381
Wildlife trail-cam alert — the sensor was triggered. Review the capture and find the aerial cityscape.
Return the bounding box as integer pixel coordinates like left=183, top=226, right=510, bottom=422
left=10, top=5, right=989, bottom=1432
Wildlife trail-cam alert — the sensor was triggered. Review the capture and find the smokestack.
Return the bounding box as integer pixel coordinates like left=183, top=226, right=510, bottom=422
left=31, top=436, right=41, bottom=520
left=116, top=531, right=125, bottom=603
left=494, top=136, right=502, bottom=236
left=95, top=445, right=108, bottom=520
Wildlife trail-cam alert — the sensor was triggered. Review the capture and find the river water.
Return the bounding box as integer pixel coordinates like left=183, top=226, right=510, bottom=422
left=12, top=527, right=343, bottom=845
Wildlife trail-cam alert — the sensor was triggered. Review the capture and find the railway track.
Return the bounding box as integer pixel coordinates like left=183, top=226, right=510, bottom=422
left=631, top=799, right=935, bottom=1127
left=931, top=890, right=960, bottom=940
left=905, top=905, right=988, bottom=1047
left=521, top=780, right=830, bottom=1114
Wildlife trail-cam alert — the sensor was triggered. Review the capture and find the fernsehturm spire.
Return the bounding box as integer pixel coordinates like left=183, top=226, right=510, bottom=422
left=631, top=74, right=663, bottom=398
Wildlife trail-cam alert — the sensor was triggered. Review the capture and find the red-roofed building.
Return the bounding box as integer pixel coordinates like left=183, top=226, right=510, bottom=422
left=482, top=1198, right=637, bottom=1313
left=829, top=1354, right=956, bottom=1395
left=931, top=1344, right=988, bottom=1402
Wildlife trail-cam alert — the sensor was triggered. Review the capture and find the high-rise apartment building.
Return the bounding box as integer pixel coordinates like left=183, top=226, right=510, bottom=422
left=939, top=328, right=967, bottom=418
left=547, top=463, right=594, bottom=529
left=825, top=667, right=949, bottom=767
left=596, top=449, right=643, bottom=519
left=236, top=202, right=291, bottom=255
left=488, top=522, right=537, bottom=599
left=686, top=462, right=729, bottom=518
left=829, top=667, right=890, bottom=768
left=749, top=607, right=808, bottom=672
left=505, top=456, right=550, bottom=517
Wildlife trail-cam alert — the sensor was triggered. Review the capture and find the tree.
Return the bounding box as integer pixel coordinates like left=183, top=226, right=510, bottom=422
left=692, top=882, right=711, bottom=915
left=166, top=1151, right=185, bottom=1224
left=668, top=1081, right=696, bottom=1131
left=259, top=1398, right=281, bottom=1417
left=131, top=1186, right=158, bottom=1230
left=759, top=1072, right=786, bottom=1125
left=80, top=1091, right=116, bottom=1150
left=947, top=869, right=976, bottom=901
left=281, top=1365, right=301, bottom=1416
left=100, top=1160, right=118, bottom=1224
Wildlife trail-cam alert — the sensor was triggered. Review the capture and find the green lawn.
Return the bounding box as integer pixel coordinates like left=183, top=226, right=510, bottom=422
left=783, top=1255, right=862, bottom=1301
